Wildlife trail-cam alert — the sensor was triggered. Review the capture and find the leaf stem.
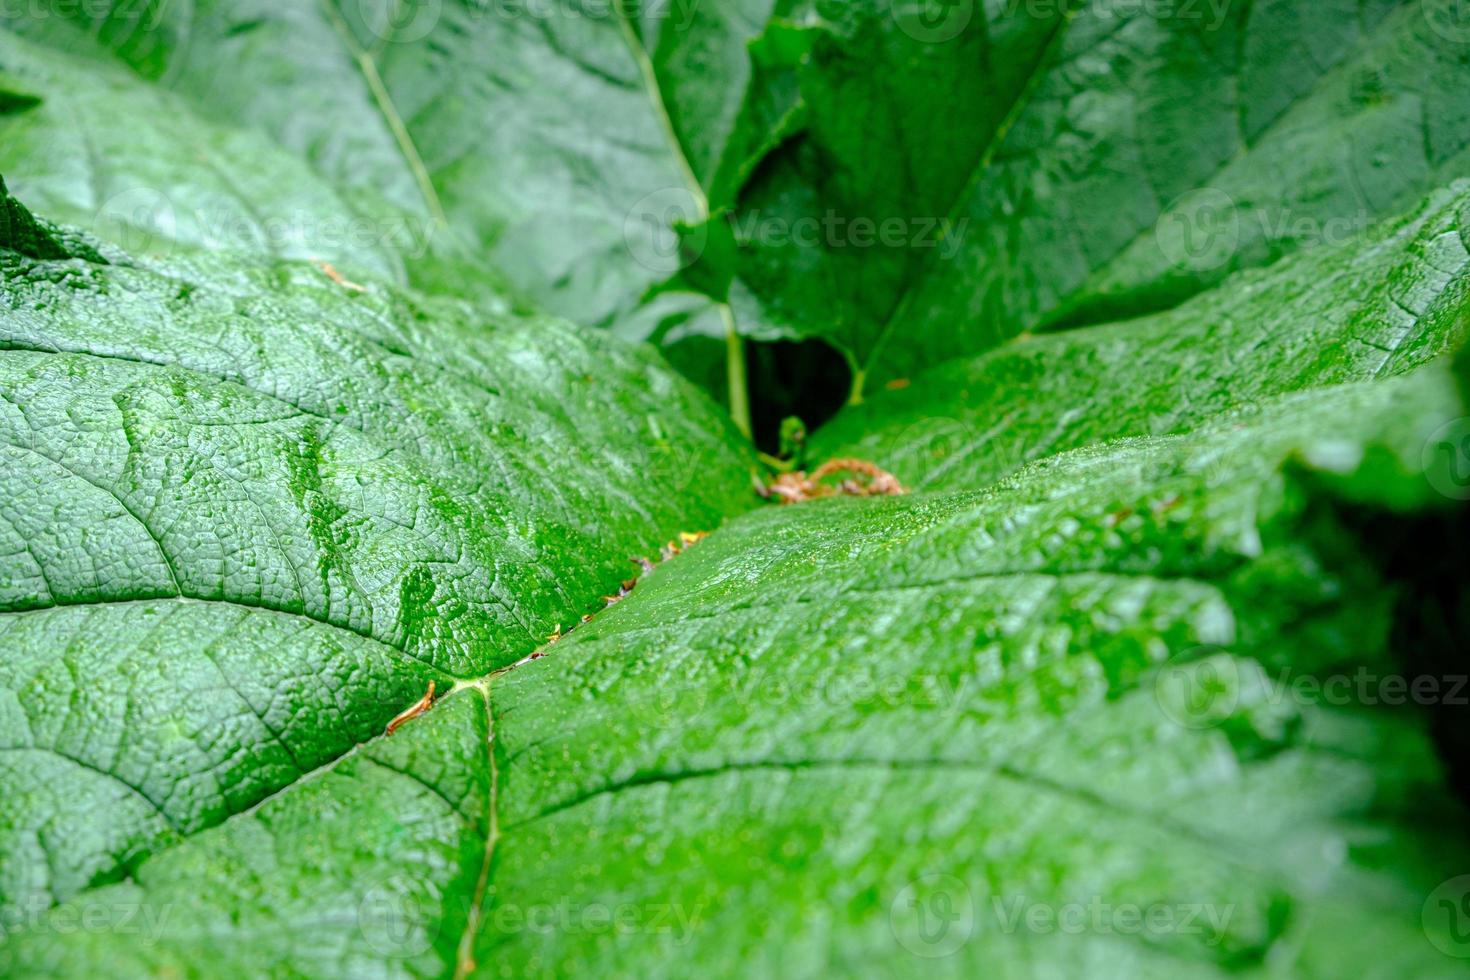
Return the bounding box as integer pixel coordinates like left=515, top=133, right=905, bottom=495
left=847, top=366, right=867, bottom=407
left=320, top=0, right=448, bottom=230
left=612, top=0, right=755, bottom=443
left=723, top=304, right=752, bottom=439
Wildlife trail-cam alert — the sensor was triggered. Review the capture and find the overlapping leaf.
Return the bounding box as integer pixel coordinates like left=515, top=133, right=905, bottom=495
left=1, top=1, right=1470, bottom=977
left=0, top=181, right=751, bottom=945
left=16, top=1, right=1470, bottom=400
left=2, top=172, right=1469, bottom=976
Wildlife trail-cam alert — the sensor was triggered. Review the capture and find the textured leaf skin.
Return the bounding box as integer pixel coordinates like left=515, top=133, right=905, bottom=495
left=726, top=0, right=1470, bottom=386
left=0, top=175, right=104, bottom=264
left=1, top=4, right=1470, bottom=977
left=0, top=181, right=753, bottom=948
left=815, top=181, right=1470, bottom=491
left=3, top=169, right=1470, bottom=977
left=0, top=28, right=433, bottom=286
left=471, top=368, right=1470, bottom=977
left=6, top=341, right=1469, bottom=978
left=8, top=1, right=1470, bottom=394
left=2, top=690, right=493, bottom=978
left=0, top=1, right=762, bottom=334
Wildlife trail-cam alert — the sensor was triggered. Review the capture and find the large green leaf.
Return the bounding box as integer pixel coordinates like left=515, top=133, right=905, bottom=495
left=0, top=24, right=521, bottom=309
left=2, top=169, right=1469, bottom=978
left=8, top=1, right=1470, bottom=403
left=0, top=180, right=751, bottom=931
left=723, top=0, right=1470, bottom=391
left=815, top=179, right=1470, bottom=489
left=0, top=1, right=766, bottom=331
left=477, top=365, right=1470, bottom=977
left=0, top=29, right=405, bottom=280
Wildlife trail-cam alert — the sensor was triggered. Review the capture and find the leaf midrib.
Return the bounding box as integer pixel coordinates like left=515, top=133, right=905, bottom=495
left=318, top=0, right=448, bottom=229
left=860, top=0, right=1423, bottom=386
left=854, top=2, right=1083, bottom=397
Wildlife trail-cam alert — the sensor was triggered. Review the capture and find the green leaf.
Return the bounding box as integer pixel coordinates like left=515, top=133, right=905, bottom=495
left=473, top=365, right=1470, bottom=977
left=0, top=28, right=443, bottom=286
left=0, top=1, right=769, bottom=331
left=720, top=0, right=1470, bottom=392
left=0, top=174, right=103, bottom=263
left=0, top=177, right=752, bottom=932
left=10, top=1, right=1470, bottom=402
left=3, top=170, right=1470, bottom=976
left=0, top=2, right=796, bottom=412
left=815, top=179, right=1470, bottom=491
left=3, top=5, right=1470, bottom=976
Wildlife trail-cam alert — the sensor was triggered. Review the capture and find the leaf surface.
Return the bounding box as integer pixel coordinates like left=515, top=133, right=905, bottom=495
left=3, top=174, right=1469, bottom=977
left=709, top=0, right=1470, bottom=389
left=0, top=180, right=751, bottom=933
